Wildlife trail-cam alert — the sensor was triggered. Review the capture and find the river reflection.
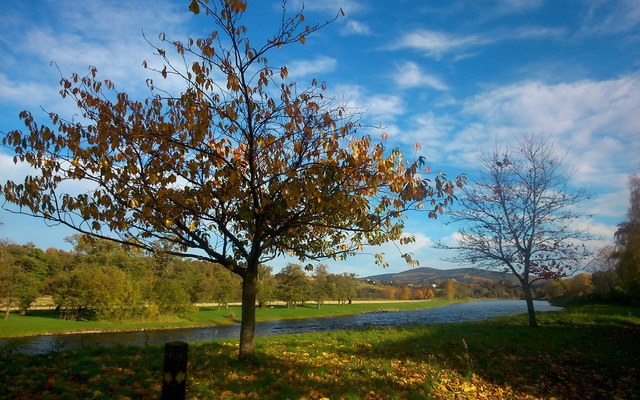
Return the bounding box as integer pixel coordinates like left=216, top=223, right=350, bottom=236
left=1, top=300, right=561, bottom=355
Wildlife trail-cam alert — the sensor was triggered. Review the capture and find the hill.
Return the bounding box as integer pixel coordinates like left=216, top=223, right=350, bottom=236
left=363, top=266, right=518, bottom=285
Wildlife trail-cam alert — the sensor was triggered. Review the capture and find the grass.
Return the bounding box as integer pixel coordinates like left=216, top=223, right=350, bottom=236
left=1, top=304, right=638, bottom=399
left=0, top=299, right=453, bottom=338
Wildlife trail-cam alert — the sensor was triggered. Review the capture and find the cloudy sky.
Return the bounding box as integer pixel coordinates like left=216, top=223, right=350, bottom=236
left=1, top=0, right=639, bottom=275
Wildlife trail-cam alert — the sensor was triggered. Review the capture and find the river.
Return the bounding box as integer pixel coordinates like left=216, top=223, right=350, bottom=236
left=0, top=300, right=561, bottom=355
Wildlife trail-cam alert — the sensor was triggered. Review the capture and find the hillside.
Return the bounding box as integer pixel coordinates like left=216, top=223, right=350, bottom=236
left=363, top=267, right=518, bottom=285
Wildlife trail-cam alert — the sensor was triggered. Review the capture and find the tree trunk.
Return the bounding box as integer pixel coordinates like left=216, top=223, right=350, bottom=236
left=238, top=267, right=257, bottom=361
left=523, top=284, right=538, bottom=327
left=4, top=307, right=10, bottom=320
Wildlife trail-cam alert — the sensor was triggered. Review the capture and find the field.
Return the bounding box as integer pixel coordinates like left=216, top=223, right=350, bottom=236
left=1, top=304, right=638, bottom=399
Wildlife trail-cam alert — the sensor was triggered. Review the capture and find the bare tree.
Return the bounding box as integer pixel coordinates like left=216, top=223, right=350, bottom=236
left=439, top=134, right=593, bottom=326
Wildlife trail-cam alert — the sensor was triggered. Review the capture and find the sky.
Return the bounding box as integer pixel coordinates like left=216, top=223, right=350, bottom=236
left=1, top=0, right=639, bottom=276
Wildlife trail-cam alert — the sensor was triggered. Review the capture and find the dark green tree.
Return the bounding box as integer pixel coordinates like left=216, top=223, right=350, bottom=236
left=256, top=265, right=277, bottom=309
left=332, top=272, right=358, bottom=305
left=0, top=255, right=41, bottom=319
left=52, top=264, right=139, bottom=320
left=311, top=264, right=335, bottom=309
left=276, top=263, right=310, bottom=308
left=589, top=245, right=619, bottom=295
left=613, top=175, right=640, bottom=300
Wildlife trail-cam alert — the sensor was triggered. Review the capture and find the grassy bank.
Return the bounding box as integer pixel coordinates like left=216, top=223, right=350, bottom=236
left=1, top=305, right=638, bottom=399
left=0, top=299, right=453, bottom=338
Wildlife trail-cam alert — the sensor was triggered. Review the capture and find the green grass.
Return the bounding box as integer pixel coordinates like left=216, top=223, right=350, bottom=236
left=0, top=300, right=453, bottom=338
left=1, top=304, right=638, bottom=399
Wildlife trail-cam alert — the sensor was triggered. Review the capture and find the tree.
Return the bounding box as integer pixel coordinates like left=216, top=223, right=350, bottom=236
left=589, top=245, right=619, bottom=295
left=0, top=254, right=41, bottom=319
left=613, top=175, right=640, bottom=300
left=310, top=264, right=335, bottom=309
left=0, top=242, right=45, bottom=318
left=201, top=263, right=240, bottom=310
left=425, top=287, right=435, bottom=300
left=381, top=286, right=396, bottom=300
left=544, top=278, right=568, bottom=300
left=150, top=277, right=197, bottom=317
left=52, top=264, right=139, bottom=320
left=256, top=265, right=277, bottom=309
left=440, top=279, right=458, bottom=300
left=400, top=285, right=412, bottom=300
left=332, top=272, right=358, bottom=305
left=276, top=263, right=310, bottom=308
left=439, top=135, right=593, bottom=326
left=0, top=0, right=461, bottom=360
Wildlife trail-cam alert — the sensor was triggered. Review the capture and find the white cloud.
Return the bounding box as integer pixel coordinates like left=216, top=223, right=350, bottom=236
left=395, top=30, right=486, bottom=59
left=393, top=61, right=448, bottom=91
left=393, top=26, right=563, bottom=60
left=359, top=231, right=438, bottom=270
left=496, top=0, right=545, bottom=14
left=332, top=84, right=404, bottom=123
left=461, top=77, right=640, bottom=181
left=0, top=73, right=55, bottom=107
left=2, top=0, right=192, bottom=100
left=510, top=26, right=566, bottom=40
left=581, top=0, right=640, bottom=35
left=589, top=189, right=629, bottom=219
left=341, top=20, right=371, bottom=35
left=286, top=56, right=338, bottom=79
left=0, top=153, right=34, bottom=183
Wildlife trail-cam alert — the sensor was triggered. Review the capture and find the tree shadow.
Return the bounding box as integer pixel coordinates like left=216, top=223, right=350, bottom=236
left=341, top=315, right=640, bottom=399
left=2, top=310, right=638, bottom=399
left=10, top=309, right=61, bottom=320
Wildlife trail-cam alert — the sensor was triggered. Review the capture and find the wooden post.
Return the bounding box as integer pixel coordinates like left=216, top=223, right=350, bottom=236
left=162, top=341, right=188, bottom=400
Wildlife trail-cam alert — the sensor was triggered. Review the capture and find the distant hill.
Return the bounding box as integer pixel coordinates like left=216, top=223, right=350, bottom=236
left=363, top=266, right=518, bottom=285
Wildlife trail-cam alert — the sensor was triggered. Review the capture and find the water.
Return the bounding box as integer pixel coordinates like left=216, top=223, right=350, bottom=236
left=0, top=300, right=561, bottom=355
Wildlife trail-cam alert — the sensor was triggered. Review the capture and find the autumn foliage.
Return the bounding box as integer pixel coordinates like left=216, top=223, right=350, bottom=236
left=0, top=0, right=462, bottom=359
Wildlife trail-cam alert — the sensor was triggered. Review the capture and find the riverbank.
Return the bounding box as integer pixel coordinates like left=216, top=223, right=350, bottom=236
left=0, top=299, right=456, bottom=339
left=1, top=304, right=638, bottom=399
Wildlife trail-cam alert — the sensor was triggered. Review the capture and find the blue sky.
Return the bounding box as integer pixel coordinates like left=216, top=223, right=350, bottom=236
left=1, top=0, right=639, bottom=276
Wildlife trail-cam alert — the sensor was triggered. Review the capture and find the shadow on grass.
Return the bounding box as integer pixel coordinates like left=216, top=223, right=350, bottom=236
left=12, top=309, right=61, bottom=320
left=342, top=312, right=640, bottom=399
left=1, top=307, right=638, bottom=399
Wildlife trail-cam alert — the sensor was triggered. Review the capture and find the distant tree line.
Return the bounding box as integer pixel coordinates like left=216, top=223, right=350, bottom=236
left=0, top=235, right=364, bottom=320
left=0, top=235, right=243, bottom=320
left=361, top=278, right=522, bottom=301
left=542, top=175, right=640, bottom=305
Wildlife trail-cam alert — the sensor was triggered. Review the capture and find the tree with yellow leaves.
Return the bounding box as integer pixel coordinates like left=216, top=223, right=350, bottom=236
left=0, top=0, right=462, bottom=360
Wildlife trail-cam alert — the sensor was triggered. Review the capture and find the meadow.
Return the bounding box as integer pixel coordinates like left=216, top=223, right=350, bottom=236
left=1, top=304, right=638, bottom=399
